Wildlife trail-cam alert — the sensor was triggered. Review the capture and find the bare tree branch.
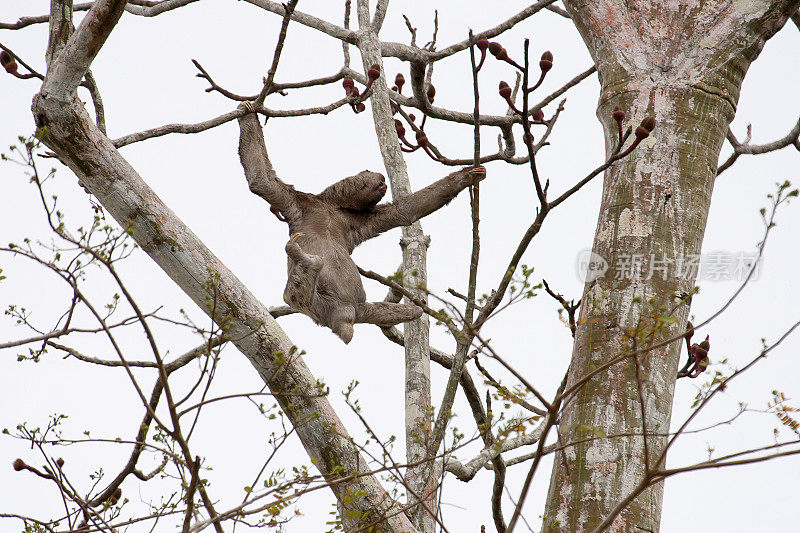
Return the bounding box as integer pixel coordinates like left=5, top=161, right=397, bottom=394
left=0, top=1, right=199, bottom=29
left=429, top=1, right=558, bottom=61
left=717, top=116, right=800, bottom=176
left=111, top=100, right=350, bottom=148
left=42, top=0, right=128, bottom=99
left=242, top=0, right=357, bottom=44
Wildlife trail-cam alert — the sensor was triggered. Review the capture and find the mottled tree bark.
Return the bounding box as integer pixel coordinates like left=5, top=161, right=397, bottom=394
left=543, top=1, right=799, bottom=531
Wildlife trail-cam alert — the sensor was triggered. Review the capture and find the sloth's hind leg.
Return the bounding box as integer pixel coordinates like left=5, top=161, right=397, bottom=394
left=283, top=240, right=323, bottom=311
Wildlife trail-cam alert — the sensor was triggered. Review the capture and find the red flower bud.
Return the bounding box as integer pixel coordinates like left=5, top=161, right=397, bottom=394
left=367, top=64, right=380, bottom=81
left=613, top=115, right=656, bottom=160
left=539, top=50, right=553, bottom=73
left=408, top=113, right=416, bottom=122
left=342, top=77, right=355, bottom=95
left=634, top=117, right=655, bottom=140
left=109, top=487, right=122, bottom=505
left=488, top=42, right=504, bottom=56
left=56, top=458, right=65, bottom=468
left=476, top=39, right=489, bottom=51
left=696, top=336, right=710, bottom=358
left=415, top=130, right=428, bottom=147
left=612, top=106, right=625, bottom=123
left=394, top=119, right=405, bottom=136
left=1, top=50, right=18, bottom=75
left=355, top=102, right=366, bottom=113
left=427, top=85, right=436, bottom=103
left=531, top=109, right=544, bottom=122
left=13, top=458, right=26, bottom=471
left=498, top=81, right=523, bottom=113
left=395, top=73, right=405, bottom=92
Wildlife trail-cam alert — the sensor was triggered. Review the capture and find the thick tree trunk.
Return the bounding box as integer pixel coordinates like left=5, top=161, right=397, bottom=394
left=543, top=2, right=799, bottom=531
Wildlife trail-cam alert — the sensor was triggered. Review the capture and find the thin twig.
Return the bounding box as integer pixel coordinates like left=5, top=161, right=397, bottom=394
left=254, top=0, right=299, bottom=108
left=465, top=30, right=481, bottom=324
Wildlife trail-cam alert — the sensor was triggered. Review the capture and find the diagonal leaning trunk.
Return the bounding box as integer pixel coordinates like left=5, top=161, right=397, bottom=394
left=543, top=1, right=799, bottom=531
left=31, top=1, right=418, bottom=531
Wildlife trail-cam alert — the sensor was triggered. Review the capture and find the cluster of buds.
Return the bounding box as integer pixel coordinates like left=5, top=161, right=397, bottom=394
left=12, top=458, right=60, bottom=479
left=497, top=84, right=549, bottom=127
left=611, top=110, right=656, bottom=160
left=388, top=70, right=440, bottom=160
left=492, top=48, right=554, bottom=127
left=394, top=119, right=410, bottom=147
left=678, top=321, right=711, bottom=378
left=391, top=72, right=434, bottom=104
left=394, top=117, right=439, bottom=161
left=342, top=64, right=381, bottom=114
left=475, top=39, right=522, bottom=71
left=342, top=78, right=365, bottom=112
left=13, top=457, right=124, bottom=513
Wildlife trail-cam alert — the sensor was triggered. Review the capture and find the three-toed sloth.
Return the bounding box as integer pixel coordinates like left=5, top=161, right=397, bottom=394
left=237, top=104, right=486, bottom=343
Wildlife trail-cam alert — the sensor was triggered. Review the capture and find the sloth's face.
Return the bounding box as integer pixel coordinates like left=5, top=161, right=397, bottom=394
left=325, top=170, right=387, bottom=211
left=353, top=171, right=388, bottom=209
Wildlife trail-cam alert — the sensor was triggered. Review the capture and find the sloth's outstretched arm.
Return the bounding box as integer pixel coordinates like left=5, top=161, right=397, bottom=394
left=237, top=105, right=301, bottom=223
left=354, top=165, right=486, bottom=244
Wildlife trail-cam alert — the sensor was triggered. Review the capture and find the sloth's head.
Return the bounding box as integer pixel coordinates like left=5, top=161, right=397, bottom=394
left=319, top=170, right=387, bottom=211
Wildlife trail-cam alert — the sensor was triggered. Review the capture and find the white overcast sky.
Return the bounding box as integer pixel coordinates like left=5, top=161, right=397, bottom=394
left=1, top=2, right=799, bottom=531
